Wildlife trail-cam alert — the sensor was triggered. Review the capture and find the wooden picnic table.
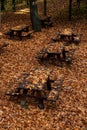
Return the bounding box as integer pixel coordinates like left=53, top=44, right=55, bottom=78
left=4, top=24, right=34, bottom=40
left=6, top=68, right=61, bottom=109
left=40, top=16, right=52, bottom=28
left=11, top=24, right=29, bottom=32
left=10, top=24, right=29, bottom=39
left=37, top=42, right=75, bottom=66
left=55, top=28, right=81, bottom=44
left=58, top=28, right=74, bottom=42
left=25, top=68, right=51, bottom=90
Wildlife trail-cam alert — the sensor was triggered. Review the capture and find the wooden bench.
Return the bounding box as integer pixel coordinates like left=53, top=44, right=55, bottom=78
left=47, top=89, right=59, bottom=102
left=62, top=49, right=75, bottom=65
left=72, top=34, right=81, bottom=44
left=22, top=30, right=34, bottom=38
left=4, top=30, right=14, bottom=38
left=47, top=78, right=64, bottom=102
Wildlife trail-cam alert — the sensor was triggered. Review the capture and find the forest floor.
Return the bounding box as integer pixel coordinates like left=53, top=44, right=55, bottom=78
left=0, top=0, right=87, bottom=130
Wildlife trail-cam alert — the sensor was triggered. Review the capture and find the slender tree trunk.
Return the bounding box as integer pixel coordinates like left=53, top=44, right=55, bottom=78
left=44, top=0, right=47, bottom=16
left=29, top=0, right=41, bottom=32
left=1, top=0, right=5, bottom=11
left=69, top=0, right=72, bottom=20
left=77, top=0, right=80, bottom=8
left=12, top=0, right=16, bottom=11
left=26, top=0, right=29, bottom=5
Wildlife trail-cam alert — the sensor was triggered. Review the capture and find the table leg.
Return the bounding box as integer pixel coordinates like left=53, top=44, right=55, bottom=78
left=36, top=90, right=44, bottom=109
left=25, top=27, right=29, bottom=32
left=17, top=31, right=22, bottom=40
left=38, top=98, right=44, bottom=109
left=10, top=30, right=14, bottom=38
left=20, top=95, right=28, bottom=109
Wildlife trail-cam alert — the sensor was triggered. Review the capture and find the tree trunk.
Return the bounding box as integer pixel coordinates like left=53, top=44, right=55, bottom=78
left=1, top=0, right=5, bottom=11
left=69, top=0, right=72, bottom=20
left=29, top=0, right=41, bottom=32
left=12, top=0, right=16, bottom=11
left=77, top=0, right=80, bottom=8
left=44, top=0, right=47, bottom=16
left=26, top=0, right=29, bottom=5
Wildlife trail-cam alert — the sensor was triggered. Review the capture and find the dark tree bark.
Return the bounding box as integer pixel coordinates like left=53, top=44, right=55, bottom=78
left=1, top=0, right=5, bottom=11
left=44, top=0, right=47, bottom=16
left=29, top=0, right=41, bottom=32
left=26, top=0, right=29, bottom=5
left=77, top=0, right=80, bottom=8
left=69, top=0, right=72, bottom=20
left=12, top=0, right=16, bottom=11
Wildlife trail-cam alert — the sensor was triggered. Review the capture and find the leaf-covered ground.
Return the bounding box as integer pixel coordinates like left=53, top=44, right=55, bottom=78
left=0, top=1, right=87, bottom=130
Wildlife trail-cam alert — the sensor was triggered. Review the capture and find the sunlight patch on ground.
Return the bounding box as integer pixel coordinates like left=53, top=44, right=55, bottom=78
left=15, top=8, right=30, bottom=14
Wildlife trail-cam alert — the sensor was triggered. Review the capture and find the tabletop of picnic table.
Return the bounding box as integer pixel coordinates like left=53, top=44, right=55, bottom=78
left=59, top=28, right=73, bottom=36
left=47, top=42, right=63, bottom=53
left=11, top=24, right=29, bottom=31
left=24, top=68, right=51, bottom=90
left=40, top=16, right=51, bottom=19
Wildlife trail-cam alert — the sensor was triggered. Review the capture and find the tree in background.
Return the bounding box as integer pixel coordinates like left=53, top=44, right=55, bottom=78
left=1, top=0, right=5, bottom=11
left=12, top=0, right=16, bottom=11
left=44, top=0, right=47, bottom=16
left=29, top=0, right=41, bottom=32
left=69, top=0, right=72, bottom=20
left=26, top=0, right=29, bottom=5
